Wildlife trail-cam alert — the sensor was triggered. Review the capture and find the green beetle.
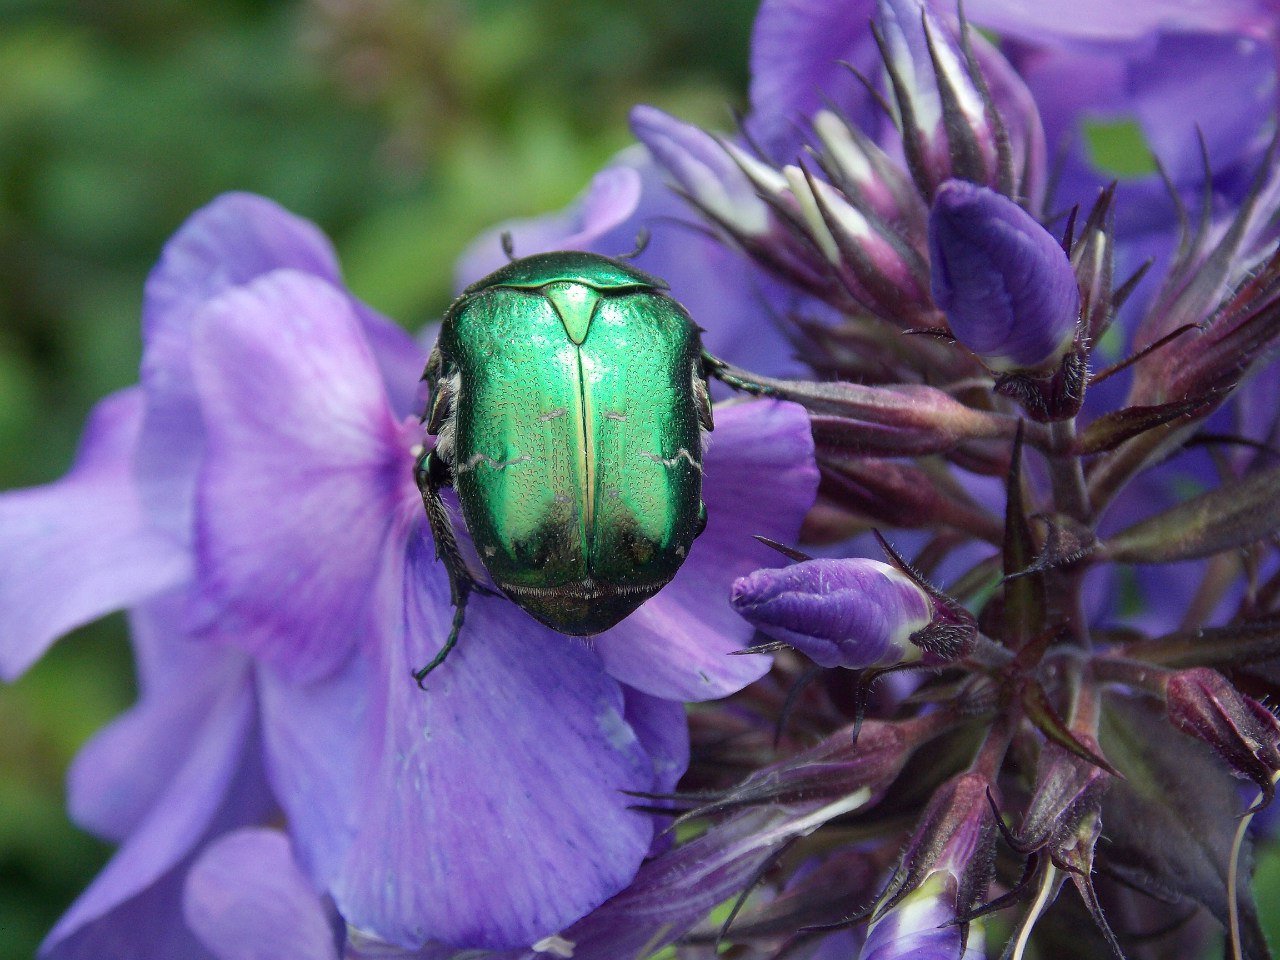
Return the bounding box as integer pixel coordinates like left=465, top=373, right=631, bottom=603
left=414, top=249, right=725, bottom=684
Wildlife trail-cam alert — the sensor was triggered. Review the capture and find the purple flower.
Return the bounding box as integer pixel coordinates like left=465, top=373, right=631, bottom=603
left=0, top=193, right=819, bottom=954
left=929, top=179, right=1080, bottom=372
left=731, top=558, right=937, bottom=668
left=472, top=1, right=1280, bottom=954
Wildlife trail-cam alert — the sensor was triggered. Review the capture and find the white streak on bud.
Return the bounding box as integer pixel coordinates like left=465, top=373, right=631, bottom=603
left=814, top=110, right=875, bottom=187
left=532, top=934, right=576, bottom=957
left=810, top=176, right=876, bottom=245
left=721, top=139, right=791, bottom=197
left=784, top=165, right=841, bottom=263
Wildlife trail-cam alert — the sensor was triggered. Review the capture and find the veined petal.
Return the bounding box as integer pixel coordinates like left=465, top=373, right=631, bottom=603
left=747, top=0, right=883, bottom=160
left=331, top=521, right=657, bottom=951
left=139, top=193, right=420, bottom=540
left=623, top=687, right=690, bottom=797
left=255, top=653, right=366, bottom=887
left=593, top=399, right=818, bottom=701
left=190, top=269, right=414, bottom=682
left=0, top=389, right=190, bottom=681
left=454, top=166, right=644, bottom=289
left=67, top=591, right=249, bottom=843
left=43, top=667, right=263, bottom=956
left=184, top=829, right=342, bottom=960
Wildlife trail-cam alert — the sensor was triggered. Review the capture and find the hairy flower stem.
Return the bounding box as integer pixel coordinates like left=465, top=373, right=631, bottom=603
left=971, top=713, right=1014, bottom=780
left=1047, top=419, right=1091, bottom=524
left=1090, top=655, right=1171, bottom=692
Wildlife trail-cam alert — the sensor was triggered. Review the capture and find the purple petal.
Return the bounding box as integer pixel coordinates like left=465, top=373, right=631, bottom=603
left=139, top=194, right=344, bottom=541
left=929, top=180, right=1079, bottom=370
left=0, top=389, right=191, bottom=681
left=454, top=166, right=644, bottom=289
left=731, top=558, right=934, bottom=668
left=1012, top=27, right=1275, bottom=244
left=144, top=194, right=342, bottom=338
left=747, top=0, right=882, bottom=161
left=44, top=665, right=261, bottom=954
left=255, top=655, right=366, bottom=887
left=624, top=687, right=690, bottom=796
left=593, top=399, right=818, bottom=701
left=184, top=829, right=341, bottom=960
left=1128, top=31, right=1276, bottom=185
left=41, top=865, right=216, bottom=960
left=190, top=269, right=415, bottom=682
left=858, top=877, right=967, bottom=960
left=331, top=521, right=658, bottom=950
left=67, top=591, right=250, bottom=842
left=139, top=193, right=421, bottom=540
left=954, top=0, right=1273, bottom=42
left=354, top=300, right=428, bottom=420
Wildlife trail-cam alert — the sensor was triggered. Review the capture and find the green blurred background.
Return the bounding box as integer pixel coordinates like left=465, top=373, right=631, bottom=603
left=0, top=1, right=1276, bottom=957
left=0, top=0, right=754, bottom=953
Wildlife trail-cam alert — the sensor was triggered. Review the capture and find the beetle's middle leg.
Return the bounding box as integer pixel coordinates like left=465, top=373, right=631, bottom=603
left=413, top=448, right=476, bottom=687
left=701, top=350, right=782, bottom=398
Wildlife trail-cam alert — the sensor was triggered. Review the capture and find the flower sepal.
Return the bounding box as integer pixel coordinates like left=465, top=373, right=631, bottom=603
left=1164, top=667, right=1280, bottom=807
left=860, top=771, right=997, bottom=960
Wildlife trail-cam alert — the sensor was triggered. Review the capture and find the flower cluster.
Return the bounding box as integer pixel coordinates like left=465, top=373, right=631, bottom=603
left=448, top=0, right=1280, bottom=957
left=7, top=0, right=1280, bottom=958
left=0, top=193, right=817, bottom=957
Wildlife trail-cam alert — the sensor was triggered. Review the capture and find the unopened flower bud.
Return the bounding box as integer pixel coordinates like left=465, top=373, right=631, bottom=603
left=630, top=105, right=774, bottom=239
left=929, top=180, right=1080, bottom=373
left=874, top=0, right=997, bottom=196
left=731, top=558, right=936, bottom=669
left=1016, top=738, right=1110, bottom=860
left=859, top=873, right=987, bottom=960
left=860, top=772, right=995, bottom=960
left=1166, top=667, right=1280, bottom=805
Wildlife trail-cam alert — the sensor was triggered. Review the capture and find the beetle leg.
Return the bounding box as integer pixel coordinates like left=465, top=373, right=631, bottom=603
left=692, top=358, right=714, bottom=432
left=425, top=371, right=455, bottom=437
left=413, top=447, right=476, bottom=687
left=701, top=350, right=782, bottom=398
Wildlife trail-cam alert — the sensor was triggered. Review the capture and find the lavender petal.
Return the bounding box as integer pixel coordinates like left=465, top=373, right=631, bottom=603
left=0, top=389, right=190, bottom=680
left=183, top=828, right=342, bottom=960
left=190, top=269, right=414, bottom=682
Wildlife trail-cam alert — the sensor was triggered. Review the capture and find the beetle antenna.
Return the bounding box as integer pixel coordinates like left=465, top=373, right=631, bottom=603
left=500, top=231, right=517, bottom=261
left=618, top=228, right=650, bottom=260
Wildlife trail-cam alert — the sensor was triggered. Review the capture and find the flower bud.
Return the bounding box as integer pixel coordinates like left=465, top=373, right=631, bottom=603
left=928, top=179, right=1080, bottom=373
left=1165, top=667, right=1280, bottom=805
left=731, top=558, right=936, bottom=669
left=812, top=109, right=926, bottom=231
left=860, top=772, right=996, bottom=960
left=1016, top=737, right=1110, bottom=866
left=630, top=105, right=775, bottom=240
left=859, top=873, right=987, bottom=960
left=874, top=0, right=998, bottom=197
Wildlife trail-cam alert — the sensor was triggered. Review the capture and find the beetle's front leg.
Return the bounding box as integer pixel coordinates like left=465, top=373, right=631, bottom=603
left=701, top=350, right=782, bottom=398
left=413, top=448, right=475, bottom=687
